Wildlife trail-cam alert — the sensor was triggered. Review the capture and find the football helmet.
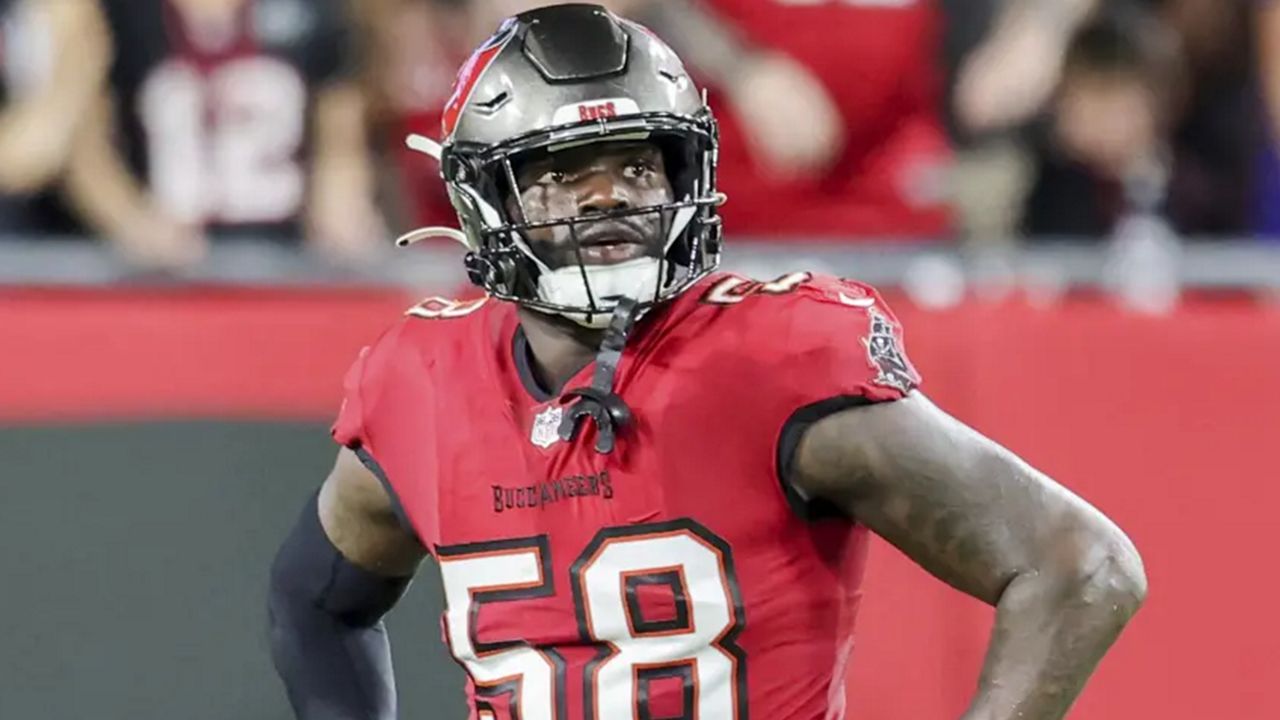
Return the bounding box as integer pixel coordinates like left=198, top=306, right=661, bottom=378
left=398, top=3, right=724, bottom=328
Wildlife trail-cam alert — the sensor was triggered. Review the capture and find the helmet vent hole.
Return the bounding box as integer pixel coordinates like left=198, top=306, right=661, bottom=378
left=475, top=91, right=511, bottom=115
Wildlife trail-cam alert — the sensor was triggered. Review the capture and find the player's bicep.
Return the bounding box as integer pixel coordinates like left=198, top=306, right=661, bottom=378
left=790, top=393, right=1117, bottom=604
left=318, top=447, right=426, bottom=578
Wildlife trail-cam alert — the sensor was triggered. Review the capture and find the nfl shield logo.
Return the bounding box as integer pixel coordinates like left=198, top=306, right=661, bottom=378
left=531, top=405, right=564, bottom=449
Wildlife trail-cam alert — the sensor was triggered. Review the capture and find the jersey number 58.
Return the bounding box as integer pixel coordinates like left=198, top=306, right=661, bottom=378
left=436, top=520, right=748, bottom=720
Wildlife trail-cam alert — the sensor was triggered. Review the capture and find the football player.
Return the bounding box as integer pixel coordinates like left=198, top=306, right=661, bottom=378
left=269, top=5, right=1145, bottom=719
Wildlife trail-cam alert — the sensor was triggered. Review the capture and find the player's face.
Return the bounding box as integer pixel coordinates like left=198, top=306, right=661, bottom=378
left=511, top=141, right=674, bottom=268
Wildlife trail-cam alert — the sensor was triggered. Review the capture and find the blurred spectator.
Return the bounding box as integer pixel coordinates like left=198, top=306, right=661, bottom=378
left=63, top=0, right=385, bottom=271
left=1254, top=0, right=1280, bottom=239
left=358, top=0, right=476, bottom=231
left=621, top=0, right=950, bottom=239
left=1020, top=4, right=1183, bottom=238
left=375, top=0, right=1100, bottom=241
left=0, top=0, right=108, bottom=233
left=1020, top=0, right=1259, bottom=239
left=603, top=0, right=1100, bottom=240
left=1158, top=0, right=1258, bottom=237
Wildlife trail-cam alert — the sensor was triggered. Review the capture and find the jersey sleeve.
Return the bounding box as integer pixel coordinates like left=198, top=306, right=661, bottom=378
left=329, top=319, right=415, bottom=456
left=331, top=345, right=372, bottom=450
left=703, top=272, right=923, bottom=518
left=329, top=319, right=429, bottom=539
left=774, top=274, right=922, bottom=407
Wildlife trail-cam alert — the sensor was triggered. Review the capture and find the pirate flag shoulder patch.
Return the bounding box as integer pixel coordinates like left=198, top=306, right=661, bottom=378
left=862, top=308, right=917, bottom=393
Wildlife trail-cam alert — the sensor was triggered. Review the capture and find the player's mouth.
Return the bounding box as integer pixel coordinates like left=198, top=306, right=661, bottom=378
left=575, top=227, right=650, bottom=265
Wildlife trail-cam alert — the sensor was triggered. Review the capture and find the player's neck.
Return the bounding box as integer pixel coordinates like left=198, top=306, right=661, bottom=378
left=517, top=308, right=603, bottom=396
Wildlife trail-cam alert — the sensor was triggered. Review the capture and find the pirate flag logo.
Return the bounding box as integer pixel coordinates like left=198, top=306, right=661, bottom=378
left=863, top=309, right=917, bottom=393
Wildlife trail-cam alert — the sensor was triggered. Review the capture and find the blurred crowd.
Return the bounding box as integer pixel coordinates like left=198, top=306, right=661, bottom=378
left=0, top=0, right=1274, bottom=272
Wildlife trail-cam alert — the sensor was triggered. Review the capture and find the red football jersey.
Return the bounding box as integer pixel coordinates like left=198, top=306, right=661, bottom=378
left=702, top=0, right=950, bottom=238
left=333, top=272, right=921, bottom=720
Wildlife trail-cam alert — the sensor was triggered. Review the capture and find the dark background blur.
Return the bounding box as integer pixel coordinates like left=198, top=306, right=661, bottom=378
left=2, top=422, right=465, bottom=720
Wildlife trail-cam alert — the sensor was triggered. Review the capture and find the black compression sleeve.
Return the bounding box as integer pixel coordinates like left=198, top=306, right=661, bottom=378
left=268, top=492, right=412, bottom=720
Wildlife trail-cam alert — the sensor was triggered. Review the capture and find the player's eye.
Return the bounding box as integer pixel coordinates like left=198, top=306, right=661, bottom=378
left=545, top=169, right=569, bottom=184
left=623, top=158, right=656, bottom=179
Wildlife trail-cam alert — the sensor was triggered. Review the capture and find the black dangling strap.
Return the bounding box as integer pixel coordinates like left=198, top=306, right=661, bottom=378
left=557, top=298, right=641, bottom=453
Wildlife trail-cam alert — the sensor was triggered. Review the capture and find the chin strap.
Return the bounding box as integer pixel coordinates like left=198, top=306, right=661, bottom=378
left=557, top=297, right=641, bottom=453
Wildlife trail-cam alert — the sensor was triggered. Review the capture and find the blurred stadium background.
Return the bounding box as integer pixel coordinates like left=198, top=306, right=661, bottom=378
left=2, top=0, right=1278, bottom=718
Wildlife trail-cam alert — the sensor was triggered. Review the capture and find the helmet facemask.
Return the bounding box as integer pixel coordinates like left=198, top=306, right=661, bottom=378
left=443, top=112, right=724, bottom=328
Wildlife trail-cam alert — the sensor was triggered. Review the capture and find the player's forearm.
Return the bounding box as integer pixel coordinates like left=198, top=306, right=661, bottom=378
left=268, top=493, right=410, bottom=720
left=960, top=539, right=1146, bottom=720
left=269, top=594, right=398, bottom=720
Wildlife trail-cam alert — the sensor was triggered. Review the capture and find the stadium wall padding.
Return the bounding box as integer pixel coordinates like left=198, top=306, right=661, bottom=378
left=0, top=421, right=464, bottom=720
left=2, top=287, right=1278, bottom=719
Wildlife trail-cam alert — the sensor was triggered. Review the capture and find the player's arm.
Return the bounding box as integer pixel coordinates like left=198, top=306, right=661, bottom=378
left=791, top=393, right=1146, bottom=720
left=268, top=447, right=426, bottom=720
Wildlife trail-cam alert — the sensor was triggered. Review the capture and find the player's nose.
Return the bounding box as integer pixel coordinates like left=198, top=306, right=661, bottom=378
left=576, top=171, right=631, bottom=215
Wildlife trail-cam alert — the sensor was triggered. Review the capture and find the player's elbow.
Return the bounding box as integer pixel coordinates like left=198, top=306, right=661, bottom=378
left=1057, top=520, right=1148, bottom=621
left=1083, top=543, right=1147, bottom=621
